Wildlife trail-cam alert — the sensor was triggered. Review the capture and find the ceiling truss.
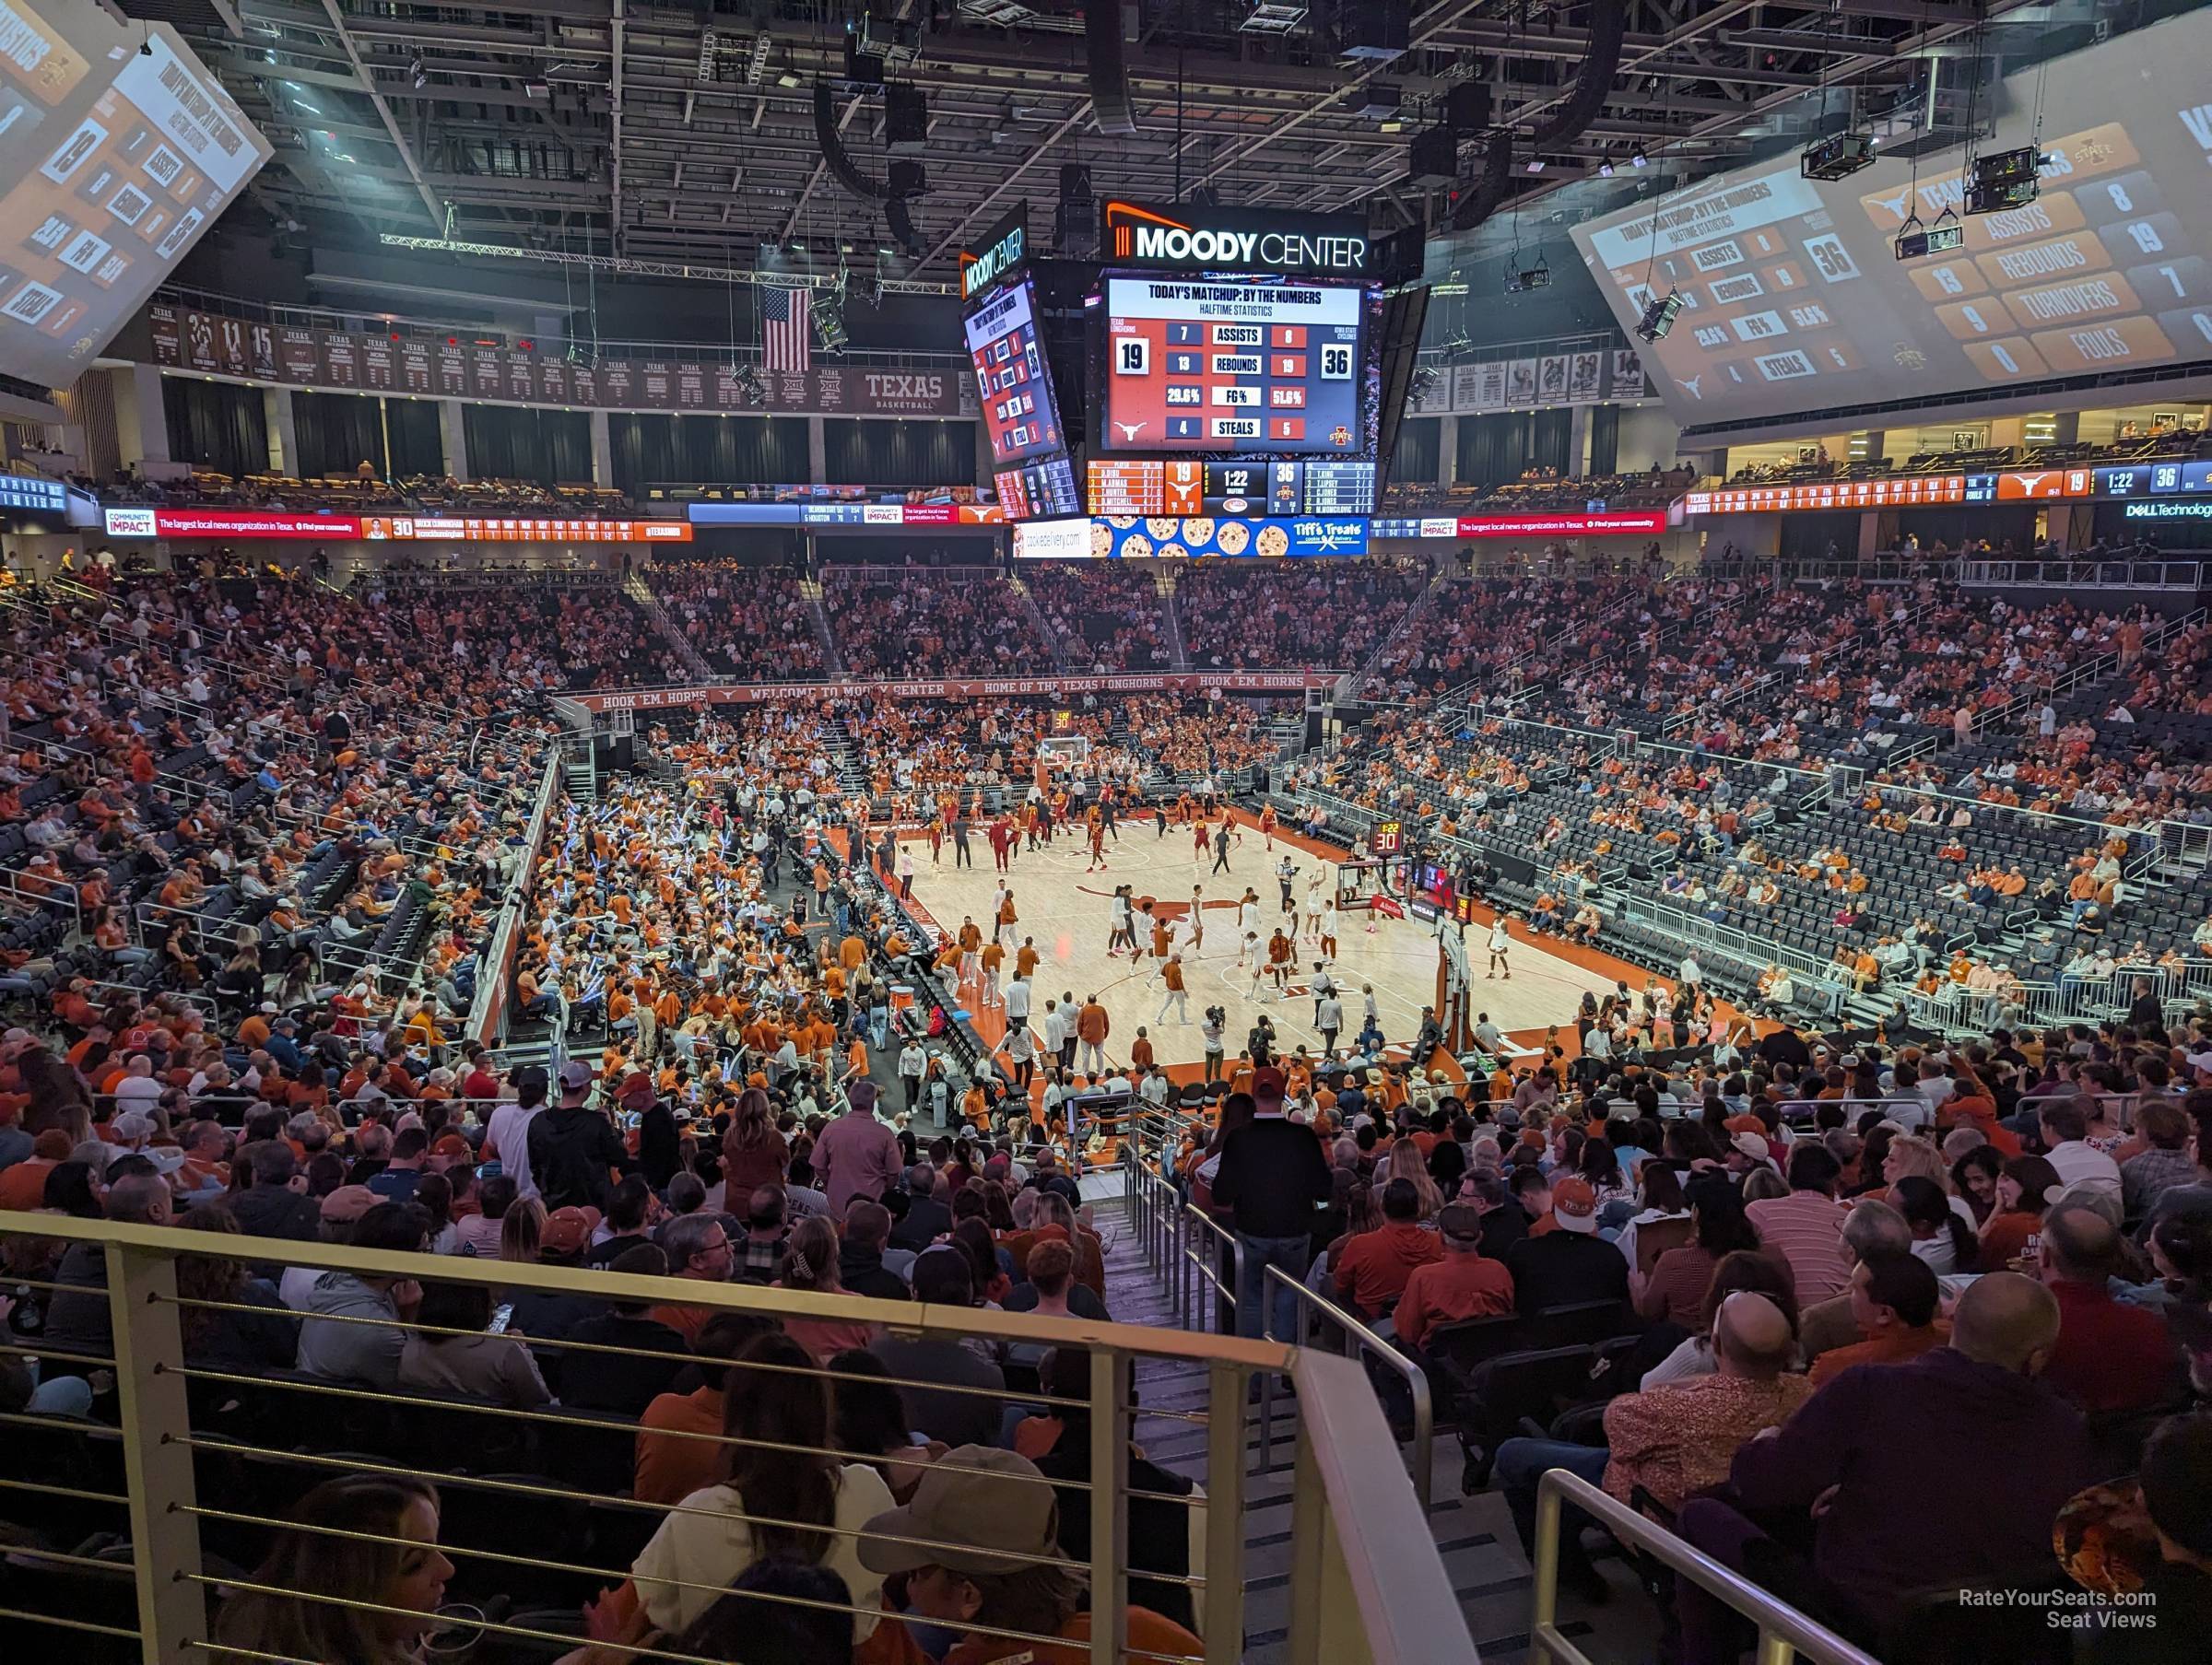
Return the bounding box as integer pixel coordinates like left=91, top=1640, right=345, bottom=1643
left=199, top=0, right=2057, bottom=278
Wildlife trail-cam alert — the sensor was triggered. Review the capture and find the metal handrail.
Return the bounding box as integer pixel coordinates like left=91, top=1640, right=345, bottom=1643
left=1259, top=1265, right=1434, bottom=1513
left=1529, top=1470, right=1880, bottom=1665
left=1180, top=1202, right=1241, bottom=1334
left=0, top=1209, right=1477, bottom=1665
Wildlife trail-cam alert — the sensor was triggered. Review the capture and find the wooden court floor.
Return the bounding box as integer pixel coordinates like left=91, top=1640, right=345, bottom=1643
left=896, top=818, right=1617, bottom=1074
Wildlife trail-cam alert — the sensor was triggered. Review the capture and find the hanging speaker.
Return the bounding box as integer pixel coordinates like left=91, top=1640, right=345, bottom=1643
left=1084, top=0, right=1135, bottom=136
left=1445, top=82, right=1492, bottom=136
left=815, top=80, right=888, bottom=201
left=884, top=84, right=926, bottom=153
left=1529, top=0, right=1625, bottom=148
left=888, top=159, right=928, bottom=197
left=1059, top=162, right=1092, bottom=205
left=1408, top=126, right=1459, bottom=185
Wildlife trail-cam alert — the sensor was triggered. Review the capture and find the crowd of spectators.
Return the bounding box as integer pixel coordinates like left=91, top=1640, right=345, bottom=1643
left=642, top=559, right=826, bottom=681
left=359, top=571, right=692, bottom=691
left=1, top=717, right=1228, bottom=1664
left=820, top=567, right=1030, bottom=678
left=1189, top=994, right=2212, bottom=1655
left=2, top=568, right=555, bottom=1036
left=1361, top=568, right=1650, bottom=698
left=1176, top=559, right=1429, bottom=670
left=1380, top=465, right=1696, bottom=516
left=1025, top=565, right=1171, bottom=671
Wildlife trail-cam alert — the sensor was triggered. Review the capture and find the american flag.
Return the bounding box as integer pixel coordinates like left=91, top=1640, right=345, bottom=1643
left=762, top=283, right=810, bottom=375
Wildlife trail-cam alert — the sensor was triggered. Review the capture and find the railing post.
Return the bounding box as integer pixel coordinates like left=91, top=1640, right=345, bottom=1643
left=106, top=1239, right=207, bottom=1661
left=1528, top=1472, right=1563, bottom=1665
left=1204, top=1361, right=1246, bottom=1665
left=1087, top=1348, right=1131, bottom=1665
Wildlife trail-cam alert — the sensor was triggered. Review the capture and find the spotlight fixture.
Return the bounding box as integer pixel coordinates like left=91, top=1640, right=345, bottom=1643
left=1630, top=144, right=1648, bottom=169
left=1802, top=131, right=1875, bottom=182
left=1524, top=157, right=1547, bottom=174
left=1966, top=146, right=2045, bottom=215
left=1597, top=150, right=1616, bottom=178
left=410, top=54, right=428, bottom=89
left=1634, top=289, right=1683, bottom=342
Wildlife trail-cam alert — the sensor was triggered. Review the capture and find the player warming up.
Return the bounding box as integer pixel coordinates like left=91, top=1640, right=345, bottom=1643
left=1487, top=913, right=1513, bottom=979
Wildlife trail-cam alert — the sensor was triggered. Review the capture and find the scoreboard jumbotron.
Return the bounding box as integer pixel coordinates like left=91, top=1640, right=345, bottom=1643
left=1102, top=277, right=1363, bottom=454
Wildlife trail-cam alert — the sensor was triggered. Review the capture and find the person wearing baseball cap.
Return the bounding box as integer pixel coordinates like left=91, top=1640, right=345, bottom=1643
left=1394, top=1202, right=1515, bottom=1353
left=1503, top=1174, right=1630, bottom=1316
left=856, top=1446, right=1203, bottom=1665
left=525, top=1057, right=636, bottom=1213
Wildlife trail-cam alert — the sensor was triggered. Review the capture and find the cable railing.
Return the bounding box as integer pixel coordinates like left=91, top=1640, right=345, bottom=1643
left=0, top=1211, right=1473, bottom=1665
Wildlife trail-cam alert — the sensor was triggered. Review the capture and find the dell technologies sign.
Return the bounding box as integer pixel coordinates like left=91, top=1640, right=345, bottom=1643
left=1101, top=200, right=1371, bottom=279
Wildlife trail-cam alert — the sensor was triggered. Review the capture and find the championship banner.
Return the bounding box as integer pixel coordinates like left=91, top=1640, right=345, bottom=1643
left=573, top=669, right=1335, bottom=713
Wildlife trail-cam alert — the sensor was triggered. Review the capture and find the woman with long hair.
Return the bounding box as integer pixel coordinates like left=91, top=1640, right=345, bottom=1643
left=173, top=1204, right=299, bottom=1368
left=826, top=1349, right=941, bottom=1500
left=627, top=1331, right=896, bottom=1641
left=1615, top=1160, right=1691, bottom=1287
left=1640, top=1174, right=1762, bottom=1330
left=1950, top=1145, right=2005, bottom=1226
left=1893, top=1174, right=1978, bottom=1276
left=1316, top=1180, right=1382, bottom=1292
left=1978, top=1155, right=2063, bottom=1268
left=777, top=1216, right=881, bottom=1362
left=497, top=1197, right=545, bottom=1264
left=1381, top=1137, right=1443, bottom=1223
left=212, top=1475, right=453, bottom=1665
left=720, top=1087, right=788, bottom=1199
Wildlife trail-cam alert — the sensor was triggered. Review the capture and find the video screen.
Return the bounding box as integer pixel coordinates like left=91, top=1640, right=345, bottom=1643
left=0, top=17, right=269, bottom=392
left=1569, top=8, right=2212, bottom=427
left=961, top=275, right=1067, bottom=468
left=1101, top=276, right=1368, bottom=453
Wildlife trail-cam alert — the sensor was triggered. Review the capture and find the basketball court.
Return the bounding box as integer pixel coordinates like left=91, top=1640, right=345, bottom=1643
left=894, top=813, right=1618, bottom=1075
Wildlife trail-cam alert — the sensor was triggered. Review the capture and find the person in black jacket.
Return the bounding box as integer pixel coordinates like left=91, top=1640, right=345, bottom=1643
left=836, top=1201, right=911, bottom=1302
left=1032, top=1344, right=1202, bottom=1634
left=556, top=1243, right=690, bottom=1415
left=635, top=1093, right=684, bottom=1192
left=1503, top=1176, right=1630, bottom=1316
left=227, top=1143, right=325, bottom=1243
left=888, top=1161, right=953, bottom=1251
left=528, top=1061, right=637, bottom=1214
left=1208, top=1072, right=1332, bottom=1343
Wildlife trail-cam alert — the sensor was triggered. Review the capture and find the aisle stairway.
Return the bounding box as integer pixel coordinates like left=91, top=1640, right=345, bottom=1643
left=1008, top=574, right=1072, bottom=673
left=1095, top=1194, right=1647, bottom=1663
left=623, top=574, right=715, bottom=681
left=801, top=577, right=847, bottom=674
left=1159, top=569, right=1194, bottom=672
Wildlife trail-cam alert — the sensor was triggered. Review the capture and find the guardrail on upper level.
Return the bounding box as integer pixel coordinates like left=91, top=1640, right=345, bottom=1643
left=0, top=1212, right=1475, bottom=1665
